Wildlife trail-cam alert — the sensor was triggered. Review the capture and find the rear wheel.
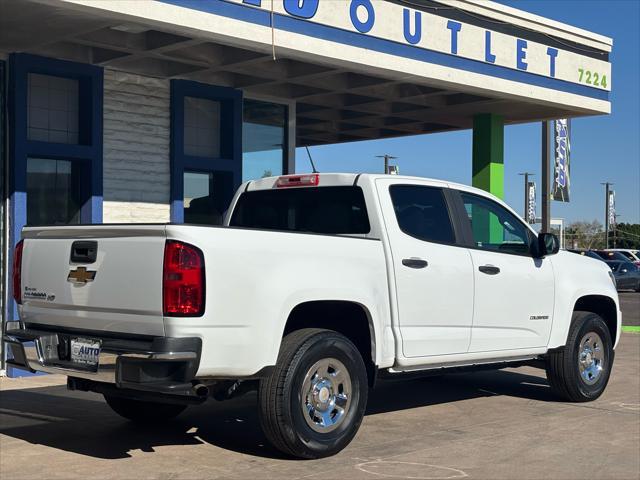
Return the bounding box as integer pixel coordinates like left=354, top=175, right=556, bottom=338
left=258, top=328, right=368, bottom=459
left=546, top=311, right=614, bottom=402
left=104, top=395, right=187, bottom=423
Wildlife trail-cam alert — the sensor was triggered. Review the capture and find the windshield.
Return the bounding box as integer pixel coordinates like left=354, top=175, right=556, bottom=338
left=618, top=251, right=639, bottom=261
left=230, top=186, right=371, bottom=235
left=596, top=251, right=627, bottom=262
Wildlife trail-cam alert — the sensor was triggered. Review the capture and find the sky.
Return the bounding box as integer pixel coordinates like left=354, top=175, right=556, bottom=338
left=294, top=0, right=640, bottom=225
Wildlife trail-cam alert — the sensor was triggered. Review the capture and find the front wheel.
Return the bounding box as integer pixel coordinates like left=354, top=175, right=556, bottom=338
left=104, top=395, right=187, bottom=423
left=545, top=311, right=614, bottom=402
left=258, top=328, right=368, bottom=459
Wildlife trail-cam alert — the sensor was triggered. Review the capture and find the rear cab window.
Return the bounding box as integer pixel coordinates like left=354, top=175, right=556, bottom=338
left=229, top=186, right=371, bottom=235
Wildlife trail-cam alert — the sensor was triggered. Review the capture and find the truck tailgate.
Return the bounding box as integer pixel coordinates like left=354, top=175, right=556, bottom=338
left=19, top=225, right=167, bottom=336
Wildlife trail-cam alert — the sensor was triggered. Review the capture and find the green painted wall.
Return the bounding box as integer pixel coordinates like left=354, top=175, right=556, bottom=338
left=472, top=113, right=504, bottom=244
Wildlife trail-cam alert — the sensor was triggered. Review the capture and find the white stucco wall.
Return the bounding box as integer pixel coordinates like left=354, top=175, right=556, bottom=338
left=103, top=70, right=171, bottom=223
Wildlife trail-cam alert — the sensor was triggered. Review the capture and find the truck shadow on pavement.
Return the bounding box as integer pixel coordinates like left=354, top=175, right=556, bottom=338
left=0, top=368, right=553, bottom=460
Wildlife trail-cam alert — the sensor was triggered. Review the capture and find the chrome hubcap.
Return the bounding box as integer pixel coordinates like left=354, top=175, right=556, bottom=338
left=301, top=358, right=352, bottom=433
left=578, top=332, right=605, bottom=385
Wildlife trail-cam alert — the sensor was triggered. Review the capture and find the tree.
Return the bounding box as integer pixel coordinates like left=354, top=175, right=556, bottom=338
left=565, top=220, right=605, bottom=249
left=612, top=223, right=640, bottom=249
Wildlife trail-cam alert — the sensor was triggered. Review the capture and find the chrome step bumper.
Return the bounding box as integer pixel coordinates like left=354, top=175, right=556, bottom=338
left=3, top=322, right=202, bottom=397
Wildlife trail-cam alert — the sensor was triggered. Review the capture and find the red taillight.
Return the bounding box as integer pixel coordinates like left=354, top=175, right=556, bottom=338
left=163, top=240, right=205, bottom=316
left=13, top=240, right=24, bottom=304
left=276, top=173, right=320, bottom=188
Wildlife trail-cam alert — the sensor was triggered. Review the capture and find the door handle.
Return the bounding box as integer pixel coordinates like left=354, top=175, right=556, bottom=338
left=479, top=265, right=500, bottom=275
left=402, top=258, right=428, bottom=269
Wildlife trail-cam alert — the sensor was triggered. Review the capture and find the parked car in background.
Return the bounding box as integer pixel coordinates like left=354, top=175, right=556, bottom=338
left=594, top=250, right=630, bottom=262
left=568, top=249, right=606, bottom=261
left=606, top=249, right=640, bottom=266
left=606, top=261, right=640, bottom=292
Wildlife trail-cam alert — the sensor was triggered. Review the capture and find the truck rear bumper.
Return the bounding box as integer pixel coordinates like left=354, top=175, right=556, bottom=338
left=3, top=322, right=202, bottom=398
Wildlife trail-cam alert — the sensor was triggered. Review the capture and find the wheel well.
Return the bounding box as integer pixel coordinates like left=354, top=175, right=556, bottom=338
left=574, top=295, right=618, bottom=341
left=283, top=301, right=376, bottom=385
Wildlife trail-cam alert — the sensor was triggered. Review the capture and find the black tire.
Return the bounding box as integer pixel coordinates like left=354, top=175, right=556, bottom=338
left=545, top=311, right=614, bottom=402
left=104, top=395, right=187, bottom=423
left=258, top=328, right=368, bottom=459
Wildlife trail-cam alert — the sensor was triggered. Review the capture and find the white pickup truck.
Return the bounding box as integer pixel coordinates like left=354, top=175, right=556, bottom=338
left=5, top=173, right=621, bottom=458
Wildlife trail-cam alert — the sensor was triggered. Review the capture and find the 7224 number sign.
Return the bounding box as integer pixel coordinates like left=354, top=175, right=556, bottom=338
left=578, top=68, right=608, bottom=88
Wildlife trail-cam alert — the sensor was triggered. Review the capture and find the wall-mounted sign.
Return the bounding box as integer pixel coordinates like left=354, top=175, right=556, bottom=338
left=527, top=181, right=536, bottom=224
left=552, top=119, right=570, bottom=202
left=608, top=190, right=616, bottom=227
left=215, top=0, right=611, bottom=91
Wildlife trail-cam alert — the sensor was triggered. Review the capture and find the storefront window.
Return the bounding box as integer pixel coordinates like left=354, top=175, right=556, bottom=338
left=184, top=96, right=221, bottom=158
left=183, top=170, right=233, bottom=225
left=26, top=158, right=81, bottom=226
left=243, top=99, right=286, bottom=181
left=27, top=73, right=79, bottom=144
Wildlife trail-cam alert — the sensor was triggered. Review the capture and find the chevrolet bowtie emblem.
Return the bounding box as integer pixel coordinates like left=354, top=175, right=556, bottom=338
left=67, top=266, right=97, bottom=284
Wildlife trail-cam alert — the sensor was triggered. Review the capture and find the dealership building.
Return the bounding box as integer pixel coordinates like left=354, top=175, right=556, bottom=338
left=0, top=0, right=611, bottom=374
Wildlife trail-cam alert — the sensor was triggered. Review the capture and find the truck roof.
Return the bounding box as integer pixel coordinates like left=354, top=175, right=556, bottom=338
left=244, top=172, right=496, bottom=200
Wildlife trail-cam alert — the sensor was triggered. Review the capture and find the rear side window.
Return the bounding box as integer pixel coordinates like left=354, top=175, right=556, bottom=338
left=230, top=186, right=370, bottom=234
left=389, top=185, right=455, bottom=244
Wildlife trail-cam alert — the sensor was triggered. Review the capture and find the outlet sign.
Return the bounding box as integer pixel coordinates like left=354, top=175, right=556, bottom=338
left=229, top=0, right=610, bottom=92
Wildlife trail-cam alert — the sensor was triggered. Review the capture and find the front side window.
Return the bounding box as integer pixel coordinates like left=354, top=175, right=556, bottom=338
left=389, top=185, right=455, bottom=244
left=230, top=186, right=370, bottom=234
left=27, top=158, right=81, bottom=226
left=460, top=192, right=532, bottom=255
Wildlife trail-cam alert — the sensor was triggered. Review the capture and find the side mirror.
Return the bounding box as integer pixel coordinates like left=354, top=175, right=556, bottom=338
left=535, top=233, right=560, bottom=258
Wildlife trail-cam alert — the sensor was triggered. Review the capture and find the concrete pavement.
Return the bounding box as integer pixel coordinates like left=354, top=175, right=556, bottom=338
left=1, top=324, right=639, bottom=479
left=620, top=292, right=639, bottom=326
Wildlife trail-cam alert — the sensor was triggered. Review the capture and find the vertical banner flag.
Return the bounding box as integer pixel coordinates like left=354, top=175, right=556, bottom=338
left=552, top=119, right=571, bottom=202
left=608, top=190, right=616, bottom=228
left=527, top=181, right=537, bottom=224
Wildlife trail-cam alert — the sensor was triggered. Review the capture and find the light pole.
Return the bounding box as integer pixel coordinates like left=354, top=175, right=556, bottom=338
left=518, top=172, right=535, bottom=222
left=376, top=154, right=397, bottom=174
left=601, top=182, right=613, bottom=248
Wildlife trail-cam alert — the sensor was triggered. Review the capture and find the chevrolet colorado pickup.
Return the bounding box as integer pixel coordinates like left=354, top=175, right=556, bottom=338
left=5, top=173, right=621, bottom=458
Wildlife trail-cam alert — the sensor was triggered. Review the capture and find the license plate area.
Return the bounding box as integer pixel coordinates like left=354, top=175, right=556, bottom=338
left=70, top=337, right=101, bottom=371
